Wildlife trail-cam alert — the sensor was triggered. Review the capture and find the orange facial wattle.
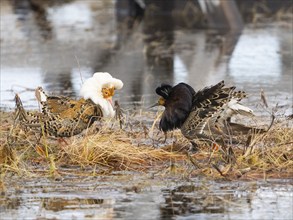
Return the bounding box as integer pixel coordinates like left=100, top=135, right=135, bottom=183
left=102, top=87, right=115, bottom=107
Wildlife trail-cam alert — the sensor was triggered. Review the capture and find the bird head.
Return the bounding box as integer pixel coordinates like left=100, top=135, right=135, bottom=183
left=153, top=83, right=195, bottom=132
left=80, top=72, right=123, bottom=118
left=101, top=86, right=115, bottom=106
left=149, top=97, right=166, bottom=108
left=149, top=84, right=172, bottom=108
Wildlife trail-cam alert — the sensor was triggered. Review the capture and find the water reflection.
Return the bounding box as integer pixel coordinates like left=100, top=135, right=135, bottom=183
left=0, top=0, right=292, bottom=116
left=1, top=177, right=292, bottom=220
left=42, top=198, right=105, bottom=211
left=159, top=181, right=293, bottom=220
left=12, top=0, right=75, bottom=40
left=160, top=184, right=246, bottom=219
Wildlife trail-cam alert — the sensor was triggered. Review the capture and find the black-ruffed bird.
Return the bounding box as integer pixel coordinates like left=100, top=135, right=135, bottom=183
left=153, top=81, right=266, bottom=146
left=15, top=72, right=123, bottom=138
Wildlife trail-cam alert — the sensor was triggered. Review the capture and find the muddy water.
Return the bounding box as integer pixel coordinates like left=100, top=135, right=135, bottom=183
left=0, top=0, right=292, bottom=116
left=1, top=0, right=293, bottom=219
left=1, top=174, right=292, bottom=220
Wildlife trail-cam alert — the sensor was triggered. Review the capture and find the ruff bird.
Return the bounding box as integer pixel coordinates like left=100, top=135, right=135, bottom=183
left=153, top=81, right=267, bottom=145
left=15, top=72, right=123, bottom=137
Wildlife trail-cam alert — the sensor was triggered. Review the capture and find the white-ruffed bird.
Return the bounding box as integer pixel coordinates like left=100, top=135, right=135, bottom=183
left=15, top=72, right=123, bottom=137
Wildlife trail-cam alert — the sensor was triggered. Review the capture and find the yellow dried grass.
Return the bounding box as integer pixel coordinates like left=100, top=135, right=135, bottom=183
left=0, top=110, right=292, bottom=180
left=58, top=128, right=185, bottom=170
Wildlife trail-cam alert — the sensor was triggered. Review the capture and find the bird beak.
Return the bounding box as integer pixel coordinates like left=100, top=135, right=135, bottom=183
left=107, top=97, right=113, bottom=107
left=148, top=102, right=159, bottom=109
left=149, top=97, right=165, bottom=109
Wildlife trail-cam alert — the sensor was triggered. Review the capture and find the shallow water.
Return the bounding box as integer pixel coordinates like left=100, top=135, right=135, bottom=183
left=0, top=0, right=292, bottom=116
left=1, top=174, right=292, bottom=220
left=1, top=1, right=293, bottom=219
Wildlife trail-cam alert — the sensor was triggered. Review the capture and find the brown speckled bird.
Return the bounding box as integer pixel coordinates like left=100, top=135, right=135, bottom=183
left=154, top=81, right=267, bottom=145
left=15, top=72, right=123, bottom=137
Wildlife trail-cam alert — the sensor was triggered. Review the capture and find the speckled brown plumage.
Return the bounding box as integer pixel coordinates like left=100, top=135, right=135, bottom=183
left=15, top=92, right=103, bottom=137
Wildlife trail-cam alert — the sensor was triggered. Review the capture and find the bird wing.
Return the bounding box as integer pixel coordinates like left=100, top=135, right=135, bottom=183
left=228, top=91, right=254, bottom=117
left=192, top=81, right=235, bottom=110
left=180, top=81, right=261, bottom=143
left=15, top=93, right=103, bottom=137
left=181, top=105, right=225, bottom=140
left=35, top=87, right=79, bottom=115
left=213, top=90, right=254, bottom=129
left=180, top=81, right=236, bottom=140
left=43, top=99, right=103, bottom=137
left=45, top=97, right=78, bottom=114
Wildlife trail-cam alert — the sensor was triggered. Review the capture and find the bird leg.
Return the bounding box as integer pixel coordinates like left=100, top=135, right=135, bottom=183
left=163, top=132, right=167, bottom=143
left=227, top=146, right=236, bottom=164
left=189, top=141, right=199, bottom=152
left=114, top=100, right=124, bottom=129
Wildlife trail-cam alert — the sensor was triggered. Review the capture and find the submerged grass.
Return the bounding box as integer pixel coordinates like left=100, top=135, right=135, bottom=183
left=0, top=109, right=292, bottom=181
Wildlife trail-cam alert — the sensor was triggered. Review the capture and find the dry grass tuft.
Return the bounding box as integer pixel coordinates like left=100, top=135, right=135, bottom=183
left=58, top=128, right=185, bottom=170
left=0, top=110, right=292, bottom=180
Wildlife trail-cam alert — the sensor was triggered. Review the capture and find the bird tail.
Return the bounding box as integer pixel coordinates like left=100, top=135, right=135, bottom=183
left=226, top=122, right=266, bottom=134
left=226, top=113, right=275, bottom=136
left=14, top=94, right=28, bottom=122
left=14, top=94, right=43, bottom=128
left=229, top=90, right=254, bottom=117
left=229, top=100, right=254, bottom=117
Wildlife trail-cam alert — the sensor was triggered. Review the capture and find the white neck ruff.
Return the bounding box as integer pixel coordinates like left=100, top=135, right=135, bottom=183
left=79, top=72, right=123, bottom=118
